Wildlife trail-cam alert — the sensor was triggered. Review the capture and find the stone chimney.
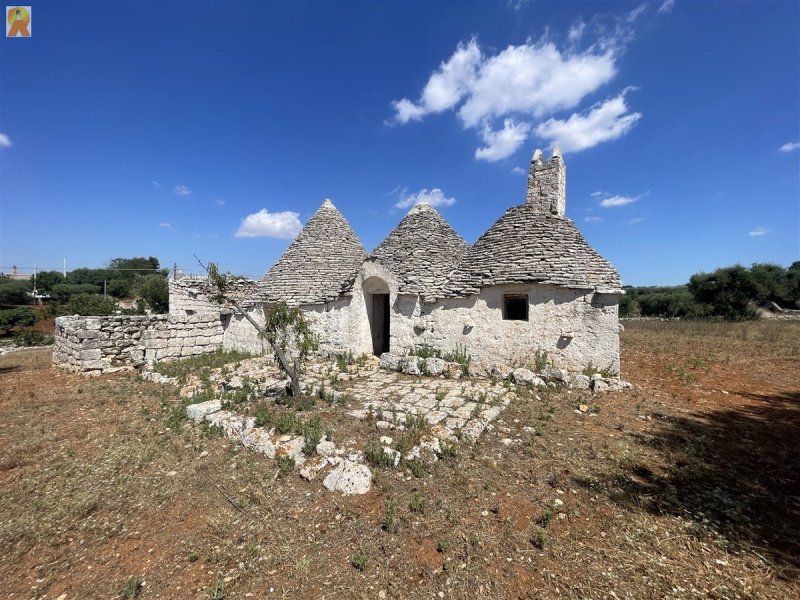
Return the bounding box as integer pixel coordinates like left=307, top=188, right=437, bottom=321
left=526, top=145, right=566, bottom=217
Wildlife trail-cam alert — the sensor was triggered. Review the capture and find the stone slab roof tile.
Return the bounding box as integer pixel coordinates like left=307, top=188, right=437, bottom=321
left=444, top=204, right=621, bottom=296
left=369, top=203, right=469, bottom=300
left=247, top=200, right=367, bottom=307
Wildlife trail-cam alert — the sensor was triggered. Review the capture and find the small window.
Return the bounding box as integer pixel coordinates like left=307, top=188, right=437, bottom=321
left=185, top=309, right=195, bottom=316
left=503, top=294, right=529, bottom=321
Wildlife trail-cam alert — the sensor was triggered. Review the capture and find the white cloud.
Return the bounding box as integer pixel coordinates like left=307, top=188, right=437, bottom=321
left=152, top=180, right=161, bottom=188
left=457, top=43, right=617, bottom=128
left=235, top=209, right=302, bottom=239
left=215, top=198, right=225, bottom=206
left=395, top=188, right=456, bottom=210
left=159, top=222, right=171, bottom=229
left=390, top=11, right=644, bottom=160
left=628, top=217, right=646, bottom=225
left=626, top=4, right=647, bottom=23
left=475, top=119, right=531, bottom=162
left=658, top=0, right=676, bottom=14
left=534, top=91, right=641, bottom=153
left=392, top=39, right=482, bottom=124
left=0, top=133, right=11, bottom=148
left=173, top=184, right=192, bottom=197
left=594, top=190, right=648, bottom=207
left=511, top=166, right=526, bottom=175
left=584, top=216, right=604, bottom=223
left=748, top=226, right=769, bottom=237
left=778, top=141, right=800, bottom=152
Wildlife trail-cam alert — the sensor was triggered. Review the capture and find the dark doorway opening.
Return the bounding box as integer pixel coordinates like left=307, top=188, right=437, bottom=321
left=370, top=293, right=390, bottom=355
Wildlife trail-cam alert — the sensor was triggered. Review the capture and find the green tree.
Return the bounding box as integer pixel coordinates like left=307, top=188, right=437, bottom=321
left=786, top=261, right=800, bottom=309
left=0, top=307, right=37, bottom=334
left=64, top=293, right=118, bottom=316
left=132, top=273, right=169, bottom=313
left=688, top=265, right=759, bottom=320
left=34, top=271, right=65, bottom=294
left=749, top=263, right=788, bottom=305
left=203, top=260, right=317, bottom=397
left=51, top=283, right=100, bottom=303
left=0, top=279, right=32, bottom=306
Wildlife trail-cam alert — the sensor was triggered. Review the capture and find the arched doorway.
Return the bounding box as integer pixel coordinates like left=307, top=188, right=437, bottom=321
left=363, top=277, right=390, bottom=355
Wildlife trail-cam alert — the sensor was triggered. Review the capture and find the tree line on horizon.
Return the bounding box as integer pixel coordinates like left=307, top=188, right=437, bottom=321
left=0, top=257, right=169, bottom=324
left=620, top=262, right=800, bottom=320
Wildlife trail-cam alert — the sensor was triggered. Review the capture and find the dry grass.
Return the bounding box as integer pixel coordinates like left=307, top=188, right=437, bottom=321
left=0, top=320, right=798, bottom=599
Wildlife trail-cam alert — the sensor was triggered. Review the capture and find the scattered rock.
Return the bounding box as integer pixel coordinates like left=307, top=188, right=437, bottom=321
left=382, top=446, right=401, bottom=467
left=315, top=439, right=337, bottom=457
left=379, top=353, right=401, bottom=371
left=379, top=435, right=393, bottom=446
left=570, top=374, right=591, bottom=390
left=323, top=460, right=372, bottom=495
left=299, top=456, right=329, bottom=481
left=512, top=368, right=536, bottom=385
left=186, top=400, right=222, bottom=423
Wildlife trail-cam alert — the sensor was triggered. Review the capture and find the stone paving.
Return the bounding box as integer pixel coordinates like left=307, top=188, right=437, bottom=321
left=166, top=354, right=521, bottom=494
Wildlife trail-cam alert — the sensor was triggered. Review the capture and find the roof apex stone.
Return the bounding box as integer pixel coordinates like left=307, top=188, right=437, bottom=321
left=247, top=199, right=367, bottom=306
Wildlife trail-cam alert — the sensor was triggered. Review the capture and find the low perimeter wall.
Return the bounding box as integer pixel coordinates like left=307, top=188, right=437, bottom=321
left=53, top=313, right=224, bottom=374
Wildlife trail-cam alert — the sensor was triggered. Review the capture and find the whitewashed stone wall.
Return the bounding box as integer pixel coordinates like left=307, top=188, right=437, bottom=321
left=53, top=313, right=224, bottom=374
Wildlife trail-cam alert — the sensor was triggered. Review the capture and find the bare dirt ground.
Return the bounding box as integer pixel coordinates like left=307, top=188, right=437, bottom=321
left=1, top=321, right=798, bottom=599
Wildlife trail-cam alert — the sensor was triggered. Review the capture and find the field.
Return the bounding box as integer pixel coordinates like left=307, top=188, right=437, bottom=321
left=1, top=321, right=799, bottom=599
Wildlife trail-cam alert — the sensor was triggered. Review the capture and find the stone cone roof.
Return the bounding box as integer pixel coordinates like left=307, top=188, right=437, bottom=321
left=248, top=200, right=367, bottom=306
left=444, top=204, right=621, bottom=296
left=369, top=203, right=469, bottom=301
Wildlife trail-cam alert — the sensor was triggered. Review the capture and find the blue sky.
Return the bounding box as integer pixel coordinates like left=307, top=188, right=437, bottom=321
left=1, top=0, right=798, bottom=285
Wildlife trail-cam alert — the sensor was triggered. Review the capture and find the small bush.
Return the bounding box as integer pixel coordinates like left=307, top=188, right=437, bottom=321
left=253, top=403, right=272, bottom=428
left=208, top=579, right=226, bottom=600
left=120, top=576, right=143, bottom=599
left=276, top=455, right=295, bottom=478
left=13, top=330, right=53, bottom=346
left=65, top=293, right=119, bottom=316
left=351, top=549, right=368, bottom=571
left=364, top=439, right=395, bottom=468
left=382, top=500, right=396, bottom=532
left=532, top=529, right=548, bottom=550
left=301, top=416, right=322, bottom=454
left=275, top=413, right=297, bottom=435
left=436, top=538, right=450, bottom=553
left=0, top=307, right=37, bottom=334
left=409, top=491, right=425, bottom=514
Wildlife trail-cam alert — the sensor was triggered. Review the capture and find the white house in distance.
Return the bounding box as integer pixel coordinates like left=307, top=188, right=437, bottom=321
left=172, top=147, right=623, bottom=375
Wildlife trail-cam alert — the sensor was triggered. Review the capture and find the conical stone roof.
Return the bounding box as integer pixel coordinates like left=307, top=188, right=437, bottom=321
left=444, top=204, right=621, bottom=296
left=368, top=203, right=469, bottom=301
left=248, top=200, right=367, bottom=306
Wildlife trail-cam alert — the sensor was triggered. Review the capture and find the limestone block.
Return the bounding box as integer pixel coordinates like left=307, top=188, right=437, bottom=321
left=186, top=400, right=222, bottom=423
left=424, top=357, right=446, bottom=376
left=379, top=353, right=401, bottom=371
left=299, top=456, right=330, bottom=481
left=79, top=349, right=102, bottom=361
left=241, top=427, right=277, bottom=459
left=400, top=357, right=421, bottom=376
left=323, top=460, right=372, bottom=495
left=570, top=374, right=591, bottom=390
left=512, top=368, right=537, bottom=385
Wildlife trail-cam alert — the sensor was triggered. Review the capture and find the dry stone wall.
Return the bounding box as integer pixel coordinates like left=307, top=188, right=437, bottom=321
left=53, top=313, right=224, bottom=374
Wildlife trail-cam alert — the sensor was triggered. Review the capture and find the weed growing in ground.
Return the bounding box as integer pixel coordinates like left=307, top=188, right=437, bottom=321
left=532, top=529, right=548, bottom=550
left=253, top=403, right=272, bottom=428
left=351, top=549, right=368, bottom=571
left=301, top=416, right=322, bottom=454
left=120, top=576, right=143, bottom=599
left=276, top=455, right=295, bottom=478
left=382, top=499, right=396, bottom=532
left=439, top=440, right=458, bottom=459
left=409, top=491, right=425, bottom=513
left=208, top=579, right=226, bottom=600
left=436, top=538, right=450, bottom=553
left=444, top=343, right=471, bottom=375
left=275, top=413, right=297, bottom=434
left=152, top=348, right=253, bottom=383
left=188, top=551, right=198, bottom=562
left=364, top=439, right=395, bottom=468
left=404, top=458, right=427, bottom=478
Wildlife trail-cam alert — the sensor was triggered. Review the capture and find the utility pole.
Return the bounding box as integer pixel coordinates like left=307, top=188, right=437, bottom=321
left=104, top=279, right=107, bottom=299
left=173, top=262, right=177, bottom=280
left=63, top=257, right=67, bottom=278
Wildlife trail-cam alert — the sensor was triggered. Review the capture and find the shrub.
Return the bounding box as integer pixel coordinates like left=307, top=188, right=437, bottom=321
left=13, top=330, right=53, bottom=346
left=0, top=307, right=37, bottom=334
left=0, top=279, right=32, bottom=306
left=64, top=293, right=118, bottom=316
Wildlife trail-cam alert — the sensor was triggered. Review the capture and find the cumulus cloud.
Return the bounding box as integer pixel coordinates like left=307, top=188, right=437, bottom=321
left=395, top=188, right=456, bottom=210
left=390, top=16, right=642, bottom=160
left=235, top=209, right=302, bottom=239
left=590, top=191, right=605, bottom=197
left=778, top=141, right=800, bottom=152
left=534, top=91, right=641, bottom=153
left=475, top=119, right=531, bottom=162
left=173, top=184, right=192, bottom=197
left=392, top=39, right=482, bottom=124
left=748, top=226, right=769, bottom=237
left=0, top=133, right=11, bottom=148
left=658, top=0, right=676, bottom=14
left=584, top=216, right=604, bottom=223
left=511, top=166, right=526, bottom=175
